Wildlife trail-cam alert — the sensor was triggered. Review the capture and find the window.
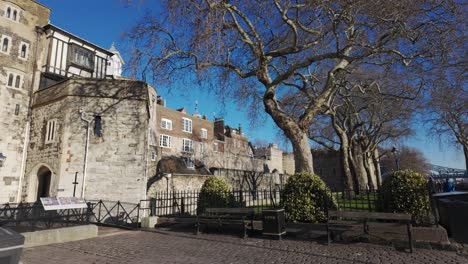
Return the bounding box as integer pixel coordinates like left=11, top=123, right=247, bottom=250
left=200, top=128, right=207, bottom=139
left=18, top=42, right=29, bottom=59
left=151, top=152, right=156, bottom=161
left=14, top=104, right=19, bottom=115
left=14, top=75, right=20, bottom=88
left=94, top=116, right=102, bottom=137
left=159, top=134, right=172, bottom=148
left=182, top=117, right=192, bottom=133
left=182, top=138, right=193, bottom=153
left=2, top=38, right=8, bottom=52
left=6, top=73, right=22, bottom=89
left=213, top=142, right=219, bottom=152
left=7, top=74, right=13, bottom=86
left=68, top=44, right=95, bottom=70
left=184, top=157, right=194, bottom=169
left=199, top=143, right=204, bottom=154
left=4, top=6, right=18, bottom=21
left=161, top=118, right=172, bottom=130
left=45, top=120, right=57, bottom=144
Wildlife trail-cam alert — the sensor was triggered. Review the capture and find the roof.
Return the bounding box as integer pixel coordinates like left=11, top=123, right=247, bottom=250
left=43, top=24, right=114, bottom=56
left=157, top=156, right=212, bottom=175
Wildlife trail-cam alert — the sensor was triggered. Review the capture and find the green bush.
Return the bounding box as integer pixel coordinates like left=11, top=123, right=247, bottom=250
left=376, top=170, right=431, bottom=225
left=197, top=176, right=233, bottom=214
left=282, top=172, right=337, bottom=223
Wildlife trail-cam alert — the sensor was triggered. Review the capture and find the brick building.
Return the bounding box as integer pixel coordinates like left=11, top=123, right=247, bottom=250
left=0, top=0, right=292, bottom=204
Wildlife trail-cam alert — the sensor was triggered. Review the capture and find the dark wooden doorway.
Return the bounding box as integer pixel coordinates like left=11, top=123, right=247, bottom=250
left=36, top=167, right=51, bottom=201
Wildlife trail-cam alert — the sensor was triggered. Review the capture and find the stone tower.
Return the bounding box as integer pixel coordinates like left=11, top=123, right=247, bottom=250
left=0, top=0, right=50, bottom=203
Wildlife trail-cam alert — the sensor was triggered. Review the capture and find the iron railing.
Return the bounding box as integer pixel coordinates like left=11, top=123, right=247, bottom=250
left=0, top=202, right=90, bottom=230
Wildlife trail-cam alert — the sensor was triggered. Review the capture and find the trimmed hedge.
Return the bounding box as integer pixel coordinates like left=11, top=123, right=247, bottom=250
left=376, top=170, right=431, bottom=225
left=282, top=172, right=337, bottom=223
left=197, top=176, right=233, bottom=213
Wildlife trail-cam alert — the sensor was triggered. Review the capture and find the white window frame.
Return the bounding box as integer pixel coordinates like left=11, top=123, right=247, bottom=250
left=200, top=128, right=207, bottom=139
left=5, top=72, right=23, bottom=89
left=159, top=134, right=172, bottom=148
left=213, top=142, right=219, bottom=152
left=151, top=152, right=157, bottom=161
left=1, top=35, right=12, bottom=55
left=4, top=5, right=19, bottom=22
left=184, top=157, right=195, bottom=169
left=18, top=41, right=29, bottom=60
left=182, top=117, right=192, bottom=133
left=161, top=118, right=172, bottom=130
left=45, top=119, right=57, bottom=144
left=199, top=142, right=204, bottom=154
left=182, top=138, right=193, bottom=153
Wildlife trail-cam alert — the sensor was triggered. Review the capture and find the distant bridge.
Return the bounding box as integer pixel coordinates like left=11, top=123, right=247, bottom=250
left=429, top=164, right=467, bottom=179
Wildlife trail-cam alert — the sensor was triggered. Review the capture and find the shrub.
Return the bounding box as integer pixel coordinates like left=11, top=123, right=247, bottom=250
left=282, top=172, right=337, bottom=223
left=376, top=170, right=431, bottom=225
left=197, top=176, right=233, bottom=213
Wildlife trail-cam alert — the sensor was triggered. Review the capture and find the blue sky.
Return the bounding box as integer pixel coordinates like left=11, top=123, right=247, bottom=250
left=38, top=0, right=466, bottom=170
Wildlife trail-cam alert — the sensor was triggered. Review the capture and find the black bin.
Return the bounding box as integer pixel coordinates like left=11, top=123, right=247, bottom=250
left=0, top=227, right=25, bottom=264
left=262, top=208, right=286, bottom=239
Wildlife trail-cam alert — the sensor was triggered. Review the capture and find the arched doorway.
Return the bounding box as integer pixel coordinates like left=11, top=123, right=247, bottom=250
left=36, top=166, right=52, bottom=201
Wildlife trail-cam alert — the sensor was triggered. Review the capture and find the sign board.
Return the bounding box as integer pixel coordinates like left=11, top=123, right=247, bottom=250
left=40, top=197, right=88, bottom=211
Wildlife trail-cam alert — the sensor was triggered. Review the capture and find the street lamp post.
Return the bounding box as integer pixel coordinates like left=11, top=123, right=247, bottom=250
left=162, top=173, right=172, bottom=214
left=391, top=147, right=400, bottom=171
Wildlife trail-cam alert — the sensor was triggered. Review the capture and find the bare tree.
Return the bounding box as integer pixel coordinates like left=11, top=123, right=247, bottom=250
left=424, top=6, right=467, bottom=171
left=306, top=69, right=417, bottom=190
left=126, top=0, right=456, bottom=173
left=380, top=146, right=430, bottom=175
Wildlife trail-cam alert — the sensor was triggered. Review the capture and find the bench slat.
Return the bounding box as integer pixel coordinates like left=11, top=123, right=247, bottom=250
left=328, top=210, right=411, bottom=221
left=204, top=208, right=254, bottom=215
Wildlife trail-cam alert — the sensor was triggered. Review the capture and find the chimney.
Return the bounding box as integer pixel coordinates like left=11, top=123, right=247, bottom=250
left=238, top=124, right=242, bottom=135
left=214, top=118, right=225, bottom=135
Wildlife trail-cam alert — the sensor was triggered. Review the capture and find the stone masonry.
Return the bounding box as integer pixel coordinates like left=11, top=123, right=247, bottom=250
left=0, top=0, right=50, bottom=203
left=22, top=78, right=157, bottom=203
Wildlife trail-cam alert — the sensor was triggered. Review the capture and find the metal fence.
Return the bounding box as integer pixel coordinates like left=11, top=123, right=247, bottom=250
left=0, top=202, right=90, bottom=230
left=150, top=189, right=282, bottom=217
left=150, top=187, right=433, bottom=217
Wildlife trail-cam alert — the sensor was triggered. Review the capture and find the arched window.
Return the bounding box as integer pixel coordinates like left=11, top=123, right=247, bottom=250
left=7, top=74, right=13, bottom=87
left=15, top=75, right=20, bottom=88
left=12, top=10, right=17, bottom=21
left=20, top=44, right=27, bottom=58
left=2, top=38, right=8, bottom=52
left=6, top=7, right=11, bottom=18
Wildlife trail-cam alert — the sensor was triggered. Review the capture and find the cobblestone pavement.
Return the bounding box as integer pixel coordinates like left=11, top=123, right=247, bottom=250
left=21, top=228, right=468, bottom=264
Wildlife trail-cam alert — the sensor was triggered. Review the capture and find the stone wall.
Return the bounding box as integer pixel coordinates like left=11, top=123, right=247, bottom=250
left=312, top=149, right=345, bottom=190
left=0, top=0, right=50, bottom=203
left=147, top=174, right=211, bottom=196
left=23, top=78, right=154, bottom=203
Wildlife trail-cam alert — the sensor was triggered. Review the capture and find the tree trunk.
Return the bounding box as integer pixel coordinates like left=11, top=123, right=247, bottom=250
left=349, top=141, right=368, bottom=190
left=263, top=86, right=314, bottom=174
left=372, top=148, right=382, bottom=188
left=363, top=151, right=377, bottom=190
left=463, top=145, right=468, bottom=172
left=331, top=117, right=355, bottom=191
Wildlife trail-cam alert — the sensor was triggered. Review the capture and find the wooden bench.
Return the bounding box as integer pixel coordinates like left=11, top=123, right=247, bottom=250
left=196, top=208, right=255, bottom=238
left=327, top=211, right=414, bottom=253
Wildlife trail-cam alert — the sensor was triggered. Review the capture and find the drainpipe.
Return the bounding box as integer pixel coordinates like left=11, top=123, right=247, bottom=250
left=79, top=109, right=91, bottom=199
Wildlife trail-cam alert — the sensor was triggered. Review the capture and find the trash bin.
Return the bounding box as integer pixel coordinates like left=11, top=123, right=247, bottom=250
left=0, top=227, right=25, bottom=264
left=262, top=208, right=286, bottom=239
left=441, top=199, right=468, bottom=244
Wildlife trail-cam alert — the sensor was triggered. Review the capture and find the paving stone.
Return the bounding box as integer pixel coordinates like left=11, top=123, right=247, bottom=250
left=21, top=229, right=468, bottom=264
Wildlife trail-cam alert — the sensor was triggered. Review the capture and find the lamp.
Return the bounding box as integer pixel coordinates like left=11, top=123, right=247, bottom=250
left=0, top=153, right=6, bottom=167
left=391, top=147, right=400, bottom=171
